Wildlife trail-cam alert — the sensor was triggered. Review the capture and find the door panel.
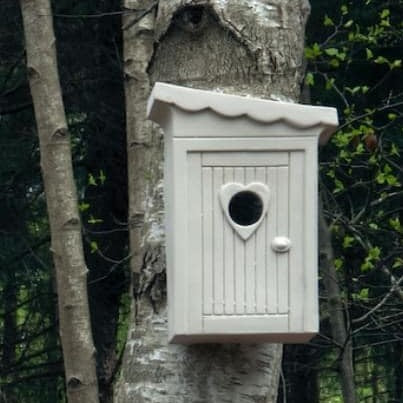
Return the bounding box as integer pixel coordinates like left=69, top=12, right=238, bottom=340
left=186, top=148, right=306, bottom=335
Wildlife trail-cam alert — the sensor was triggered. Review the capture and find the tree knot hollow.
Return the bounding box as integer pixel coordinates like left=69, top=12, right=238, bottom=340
left=174, top=5, right=208, bottom=33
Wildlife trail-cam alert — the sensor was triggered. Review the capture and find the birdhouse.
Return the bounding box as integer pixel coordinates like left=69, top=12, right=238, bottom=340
left=147, top=82, right=338, bottom=344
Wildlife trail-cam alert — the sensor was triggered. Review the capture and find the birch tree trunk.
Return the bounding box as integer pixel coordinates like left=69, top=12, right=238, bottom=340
left=20, top=1, right=99, bottom=402
left=116, top=1, right=310, bottom=401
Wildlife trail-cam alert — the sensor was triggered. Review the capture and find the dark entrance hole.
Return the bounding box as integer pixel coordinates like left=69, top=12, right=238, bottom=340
left=229, top=191, right=263, bottom=226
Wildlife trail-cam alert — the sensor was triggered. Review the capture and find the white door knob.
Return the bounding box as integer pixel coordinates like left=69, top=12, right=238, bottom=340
left=271, top=236, right=291, bottom=253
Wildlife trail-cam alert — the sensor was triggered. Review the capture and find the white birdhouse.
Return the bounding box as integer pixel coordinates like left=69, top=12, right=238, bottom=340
left=147, top=82, right=338, bottom=344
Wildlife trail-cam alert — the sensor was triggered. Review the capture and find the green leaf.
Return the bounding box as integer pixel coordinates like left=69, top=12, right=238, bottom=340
left=380, top=9, right=390, bottom=19
left=390, top=143, right=400, bottom=156
left=326, top=169, right=335, bottom=178
left=334, top=178, right=345, bottom=193
left=88, top=173, right=97, bottom=186
left=376, top=166, right=394, bottom=184
left=348, top=32, right=355, bottom=42
left=392, top=258, right=403, bottom=269
left=90, top=241, right=98, bottom=254
left=374, top=56, right=388, bottom=64
left=88, top=215, right=103, bottom=224
left=391, top=59, right=402, bottom=69
left=359, top=288, right=369, bottom=300
left=346, top=86, right=361, bottom=95
left=389, top=217, right=402, bottom=232
left=333, top=131, right=352, bottom=147
left=343, top=107, right=352, bottom=116
left=329, top=58, right=340, bottom=68
left=99, top=169, right=106, bottom=185
left=386, top=175, right=400, bottom=186
left=337, top=52, right=347, bottom=61
left=388, top=113, right=397, bottom=121
left=340, top=149, right=352, bottom=162
left=325, top=48, right=339, bottom=56
left=369, top=247, right=381, bottom=260
left=366, top=48, right=374, bottom=60
left=305, top=72, right=314, bottom=86
left=369, top=154, right=378, bottom=164
left=343, top=235, right=355, bottom=248
left=361, top=260, right=374, bottom=272
left=324, top=47, right=346, bottom=61
left=344, top=19, right=354, bottom=28
left=325, top=78, right=335, bottom=90
left=355, top=143, right=364, bottom=154
left=361, top=247, right=381, bottom=272
left=380, top=18, right=390, bottom=27
left=305, top=43, right=322, bottom=60
left=376, top=173, right=385, bottom=184
left=324, top=15, right=334, bottom=26
left=334, top=258, right=344, bottom=270
left=79, top=202, right=90, bottom=212
left=341, top=4, right=348, bottom=15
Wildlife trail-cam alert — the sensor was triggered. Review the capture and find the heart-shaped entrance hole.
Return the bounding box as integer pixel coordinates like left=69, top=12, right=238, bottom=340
left=219, top=182, right=270, bottom=241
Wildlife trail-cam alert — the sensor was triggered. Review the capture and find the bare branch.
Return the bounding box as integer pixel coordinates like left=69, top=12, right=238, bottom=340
left=353, top=274, right=403, bottom=324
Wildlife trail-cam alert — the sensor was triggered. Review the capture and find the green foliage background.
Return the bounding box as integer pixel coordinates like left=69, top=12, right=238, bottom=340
left=282, top=1, right=402, bottom=402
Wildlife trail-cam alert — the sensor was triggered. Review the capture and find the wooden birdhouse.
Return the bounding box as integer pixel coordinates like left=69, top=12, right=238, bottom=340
left=147, top=82, right=338, bottom=344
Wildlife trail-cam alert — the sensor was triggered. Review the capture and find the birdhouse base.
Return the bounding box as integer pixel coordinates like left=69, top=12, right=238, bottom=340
left=169, top=332, right=316, bottom=344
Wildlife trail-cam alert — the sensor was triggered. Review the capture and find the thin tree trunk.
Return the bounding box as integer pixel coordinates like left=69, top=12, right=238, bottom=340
left=2, top=271, right=17, bottom=371
left=116, top=1, right=311, bottom=402
left=1, top=271, right=17, bottom=403
left=19, top=1, right=99, bottom=402
left=319, top=201, right=357, bottom=403
left=281, top=345, right=320, bottom=403
left=393, top=343, right=402, bottom=402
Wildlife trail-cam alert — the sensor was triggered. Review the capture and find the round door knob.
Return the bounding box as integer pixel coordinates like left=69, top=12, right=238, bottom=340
left=271, top=236, right=291, bottom=253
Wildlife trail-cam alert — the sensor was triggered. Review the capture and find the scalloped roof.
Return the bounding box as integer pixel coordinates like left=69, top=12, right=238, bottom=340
left=147, top=82, right=338, bottom=144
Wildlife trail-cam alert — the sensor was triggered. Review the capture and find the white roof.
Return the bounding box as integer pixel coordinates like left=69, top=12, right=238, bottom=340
left=147, top=82, right=339, bottom=144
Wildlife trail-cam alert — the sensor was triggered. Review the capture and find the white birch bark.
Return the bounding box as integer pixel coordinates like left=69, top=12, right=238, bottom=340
left=20, top=1, right=99, bottom=402
left=116, top=1, right=310, bottom=402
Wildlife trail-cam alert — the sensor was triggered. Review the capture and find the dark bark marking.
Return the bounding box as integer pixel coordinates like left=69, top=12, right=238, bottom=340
left=67, top=376, right=83, bottom=389
left=173, top=5, right=208, bottom=33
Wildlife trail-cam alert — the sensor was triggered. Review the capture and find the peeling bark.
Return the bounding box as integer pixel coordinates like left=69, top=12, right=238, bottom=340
left=20, top=1, right=99, bottom=402
left=116, top=1, right=309, bottom=402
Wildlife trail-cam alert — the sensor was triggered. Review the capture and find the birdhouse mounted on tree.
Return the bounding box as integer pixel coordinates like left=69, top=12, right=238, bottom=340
left=147, top=82, right=338, bottom=344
